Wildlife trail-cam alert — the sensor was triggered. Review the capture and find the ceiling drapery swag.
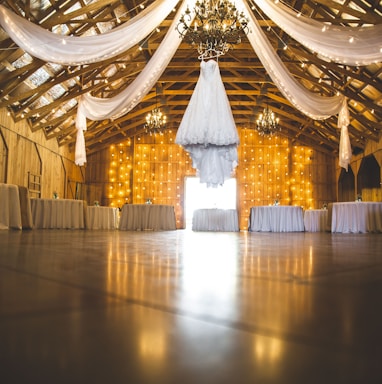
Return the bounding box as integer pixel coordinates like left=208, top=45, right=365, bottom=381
left=238, top=0, right=352, bottom=169
left=2, top=1, right=376, bottom=169
left=74, top=0, right=195, bottom=165
left=0, top=1, right=180, bottom=65
left=253, top=0, right=382, bottom=66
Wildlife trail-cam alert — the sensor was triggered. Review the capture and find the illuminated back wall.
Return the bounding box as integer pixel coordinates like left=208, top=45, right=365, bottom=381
left=86, top=128, right=336, bottom=229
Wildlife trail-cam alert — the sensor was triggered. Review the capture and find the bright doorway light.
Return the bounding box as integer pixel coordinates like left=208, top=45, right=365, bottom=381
left=184, top=177, right=237, bottom=228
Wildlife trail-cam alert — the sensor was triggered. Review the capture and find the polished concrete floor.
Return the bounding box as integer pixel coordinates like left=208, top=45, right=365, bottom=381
left=0, top=229, right=382, bottom=383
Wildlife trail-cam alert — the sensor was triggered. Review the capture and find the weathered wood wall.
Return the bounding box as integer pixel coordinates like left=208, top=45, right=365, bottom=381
left=0, top=108, right=83, bottom=199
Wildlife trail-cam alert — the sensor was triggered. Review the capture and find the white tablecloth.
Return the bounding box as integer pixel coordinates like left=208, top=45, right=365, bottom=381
left=331, top=202, right=382, bottom=233
left=304, top=209, right=328, bottom=232
left=192, top=209, right=239, bottom=231
left=31, top=198, right=86, bottom=229
left=87, top=206, right=119, bottom=229
left=0, top=183, right=22, bottom=230
left=248, top=206, right=304, bottom=232
left=119, top=204, right=176, bottom=231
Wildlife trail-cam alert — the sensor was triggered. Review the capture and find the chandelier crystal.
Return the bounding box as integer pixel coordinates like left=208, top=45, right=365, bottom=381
left=256, top=105, right=280, bottom=136
left=176, top=0, right=249, bottom=59
left=144, top=87, right=167, bottom=135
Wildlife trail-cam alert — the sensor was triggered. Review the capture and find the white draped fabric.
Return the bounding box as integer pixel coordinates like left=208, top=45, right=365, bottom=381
left=253, top=0, right=382, bottom=66
left=2, top=0, right=379, bottom=170
left=73, top=0, right=195, bottom=165
left=338, top=98, right=352, bottom=171
left=0, top=1, right=180, bottom=65
left=239, top=0, right=345, bottom=120
left=74, top=124, right=87, bottom=166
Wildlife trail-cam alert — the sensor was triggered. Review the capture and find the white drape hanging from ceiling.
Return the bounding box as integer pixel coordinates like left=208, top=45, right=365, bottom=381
left=239, top=0, right=345, bottom=120
left=238, top=0, right=352, bottom=170
left=253, top=0, right=382, bottom=66
left=0, top=1, right=180, bottom=65
left=338, top=98, right=352, bottom=171
left=73, top=0, right=195, bottom=165
left=2, top=0, right=379, bottom=170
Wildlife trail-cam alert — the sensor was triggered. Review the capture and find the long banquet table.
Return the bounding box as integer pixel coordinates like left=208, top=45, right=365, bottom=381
left=119, top=204, right=176, bottom=231
left=192, top=209, right=239, bottom=231
left=0, top=183, right=22, bottom=230
left=31, top=198, right=86, bottom=229
left=304, top=209, right=328, bottom=232
left=87, top=206, right=119, bottom=229
left=248, top=205, right=304, bottom=232
left=330, top=202, right=382, bottom=233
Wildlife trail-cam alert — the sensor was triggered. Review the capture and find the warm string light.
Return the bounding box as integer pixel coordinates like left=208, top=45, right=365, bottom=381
left=109, top=131, right=318, bottom=226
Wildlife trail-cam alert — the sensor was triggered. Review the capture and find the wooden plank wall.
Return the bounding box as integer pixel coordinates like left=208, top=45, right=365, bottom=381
left=0, top=108, right=83, bottom=199
left=86, top=128, right=340, bottom=229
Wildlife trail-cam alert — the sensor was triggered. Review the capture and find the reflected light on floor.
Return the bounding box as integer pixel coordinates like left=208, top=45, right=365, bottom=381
left=180, top=233, right=238, bottom=316
left=139, top=329, right=166, bottom=361
left=253, top=336, right=283, bottom=364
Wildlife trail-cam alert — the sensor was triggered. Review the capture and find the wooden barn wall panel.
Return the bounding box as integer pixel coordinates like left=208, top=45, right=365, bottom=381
left=87, top=128, right=342, bottom=230
left=0, top=108, right=81, bottom=198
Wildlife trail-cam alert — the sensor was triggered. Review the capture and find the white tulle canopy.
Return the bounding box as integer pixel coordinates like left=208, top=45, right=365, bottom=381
left=1, top=0, right=379, bottom=171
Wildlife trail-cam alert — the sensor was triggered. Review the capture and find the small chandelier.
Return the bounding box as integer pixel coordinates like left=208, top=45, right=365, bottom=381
left=256, top=105, right=280, bottom=136
left=176, top=0, right=249, bottom=59
left=144, top=86, right=167, bottom=135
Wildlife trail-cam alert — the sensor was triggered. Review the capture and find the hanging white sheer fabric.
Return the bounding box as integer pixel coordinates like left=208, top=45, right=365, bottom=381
left=175, top=59, right=239, bottom=187
left=338, top=98, right=352, bottom=171
left=238, top=0, right=352, bottom=169
left=74, top=125, right=86, bottom=166
left=0, top=1, right=180, bottom=65
left=0, top=0, right=360, bottom=169
left=73, top=0, right=196, bottom=165
left=238, top=0, right=345, bottom=120
left=253, top=0, right=382, bottom=66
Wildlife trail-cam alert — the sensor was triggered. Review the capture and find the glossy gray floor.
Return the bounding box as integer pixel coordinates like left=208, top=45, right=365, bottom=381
left=0, top=229, right=381, bottom=383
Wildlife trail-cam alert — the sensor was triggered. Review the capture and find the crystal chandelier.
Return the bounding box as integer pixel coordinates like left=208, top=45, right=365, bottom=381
left=176, top=0, right=249, bottom=59
left=144, top=87, right=167, bottom=135
left=256, top=105, right=280, bottom=136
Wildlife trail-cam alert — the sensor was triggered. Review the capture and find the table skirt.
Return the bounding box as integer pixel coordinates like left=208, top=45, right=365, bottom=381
left=331, top=202, right=382, bottom=233
left=87, top=206, right=119, bottom=229
left=304, top=209, right=328, bottom=232
left=31, top=198, right=86, bottom=229
left=0, top=183, right=22, bottom=230
left=119, top=204, right=176, bottom=231
left=192, top=209, right=239, bottom=231
left=249, top=206, right=304, bottom=232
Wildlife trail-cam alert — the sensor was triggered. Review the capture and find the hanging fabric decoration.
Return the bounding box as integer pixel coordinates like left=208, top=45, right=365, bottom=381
left=0, top=1, right=180, bottom=65
left=253, top=0, right=382, bottom=66
left=175, top=59, right=239, bottom=187
left=74, top=102, right=87, bottom=166
left=338, top=98, right=352, bottom=171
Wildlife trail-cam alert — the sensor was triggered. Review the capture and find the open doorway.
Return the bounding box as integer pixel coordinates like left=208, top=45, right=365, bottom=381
left=184, top=177, right=237, bottom=228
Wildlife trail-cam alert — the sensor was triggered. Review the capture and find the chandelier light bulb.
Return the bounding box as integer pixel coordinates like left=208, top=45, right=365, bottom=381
left=256, top=105, right=281, bottom=136
left=176, top=0, right=249, bottom=59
